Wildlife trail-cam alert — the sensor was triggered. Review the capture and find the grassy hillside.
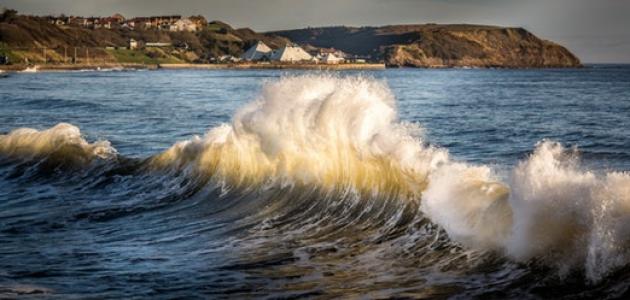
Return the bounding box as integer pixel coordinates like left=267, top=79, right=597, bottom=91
left=0, top=14, right=290, bottom=64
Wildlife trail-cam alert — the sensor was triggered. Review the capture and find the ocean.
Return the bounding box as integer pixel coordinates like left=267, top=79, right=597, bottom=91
left=0, top=66, right=629, bottom=298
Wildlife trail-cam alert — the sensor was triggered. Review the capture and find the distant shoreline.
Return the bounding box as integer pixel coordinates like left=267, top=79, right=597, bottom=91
left=0, top=63, right=596, bottom=73
left=0, top=63, right=387, bottom=72
left=0, top=63, right=156, bottom=72
left=158, top=63, right=386, bottom=70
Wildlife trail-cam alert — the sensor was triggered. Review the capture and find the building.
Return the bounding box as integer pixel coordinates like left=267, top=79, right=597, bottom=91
left=67, top=17, right=85, bottom=26
left=241, top=41, right=272, bottom=61
left=322, top=53, right=344, bottom=64
left=47, top=15, right=68, bottom=25
left=128, top=38, right=138, bottom=50
left=317, top=47, right=347, bottom=59
left=102, top=17, right=120, bottom=29
left=126, top=17, right=151, bottom=29
left=149, top=15, right=181, bottom=29
left=171, top=18, right=198, bottom=32
left=101, top=14, right=125, bottom=29
left=145, top=42, right=172, bottom=47
left=218, top=55, right=241, bottom=63
left=269, top=44, right=312, bottom=62
left=189, top=15, right=208, bottom=28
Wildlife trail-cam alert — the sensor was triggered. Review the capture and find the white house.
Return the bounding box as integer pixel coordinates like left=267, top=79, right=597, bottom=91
left=171, top=18, right=197, bottom=32
left=218, top=55, right=241, bottom=63
left=322, top=53, right=344, bottom=64
left=241, top=41, right=272, bottom=61
left=145, top=42, right=172, bottom=47
left=128, top=38, right=138, bottom=50
left=269, top=45, right=312, bottom=62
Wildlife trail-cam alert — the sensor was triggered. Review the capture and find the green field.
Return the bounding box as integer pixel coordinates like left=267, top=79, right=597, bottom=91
left=106, top=48, right=183, bottom=64
left=0, top=43, right=21, bottom=63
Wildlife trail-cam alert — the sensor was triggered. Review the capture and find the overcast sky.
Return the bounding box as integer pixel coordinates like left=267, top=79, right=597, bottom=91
left=2, top=0, right=629, bottom=63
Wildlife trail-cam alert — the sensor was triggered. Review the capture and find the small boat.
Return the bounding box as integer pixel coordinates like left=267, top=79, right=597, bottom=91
left=21, top=66, right=38, bottom=73
left=0, top=69, right=8, bottom=78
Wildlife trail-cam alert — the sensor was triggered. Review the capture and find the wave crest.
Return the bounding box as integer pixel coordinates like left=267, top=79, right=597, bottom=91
left=0, top=123, right=116, bottom=164
left=152, top=75, right=449, bottom=194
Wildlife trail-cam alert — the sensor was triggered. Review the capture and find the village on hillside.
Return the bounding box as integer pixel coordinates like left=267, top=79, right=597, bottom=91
left=46, top=14, right=207, bottom=32
left=47, top=13, right=356, bottom=64
left=0, top=9, right=382, bottom=70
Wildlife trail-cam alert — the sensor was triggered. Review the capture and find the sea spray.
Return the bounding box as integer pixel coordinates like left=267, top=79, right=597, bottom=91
left=422, top=140, right=630, bottom=281
left=508, top=141, right=630, bottom=280
left=151, top=75, right=449, bottom=194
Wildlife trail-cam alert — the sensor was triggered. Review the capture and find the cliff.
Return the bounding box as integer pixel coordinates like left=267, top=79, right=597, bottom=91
left=270, top=24, right=582, bottom=68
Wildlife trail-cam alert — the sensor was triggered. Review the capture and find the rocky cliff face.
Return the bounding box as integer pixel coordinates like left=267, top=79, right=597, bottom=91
left=382, top=26, right=581, bottom=68
left=271, top=25, right=582, bottom=68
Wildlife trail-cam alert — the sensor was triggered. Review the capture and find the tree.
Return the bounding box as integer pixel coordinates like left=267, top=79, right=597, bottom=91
left=0, top=8, right=18, bottom=22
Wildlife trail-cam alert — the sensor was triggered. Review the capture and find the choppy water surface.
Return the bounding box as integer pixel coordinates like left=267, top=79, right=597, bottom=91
left=0, top=66, right=629, bottom=299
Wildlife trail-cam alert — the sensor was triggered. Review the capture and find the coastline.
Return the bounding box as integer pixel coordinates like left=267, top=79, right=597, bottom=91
left=0, top=63, right=157, bottom=72
left=0, top=63, right=386, bottom=72
left=158, top=63, right=386, bottom=70
left=0, top=62, right=593, bottom=73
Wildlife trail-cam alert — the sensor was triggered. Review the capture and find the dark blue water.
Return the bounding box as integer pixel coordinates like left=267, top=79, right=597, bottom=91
left=3, top=67, right=629, bottom=169
left=0, top=66, right=629, bottom=298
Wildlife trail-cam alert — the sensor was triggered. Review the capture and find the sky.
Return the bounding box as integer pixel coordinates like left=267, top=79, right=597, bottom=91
left=1, top=0, right=629, bottom=63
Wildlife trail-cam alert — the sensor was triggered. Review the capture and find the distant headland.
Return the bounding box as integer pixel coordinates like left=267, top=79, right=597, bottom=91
left=0, top=8, right=581, bottom=70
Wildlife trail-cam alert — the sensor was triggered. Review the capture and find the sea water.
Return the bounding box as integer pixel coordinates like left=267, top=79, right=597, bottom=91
left=0, top=66, right=629, bottom=298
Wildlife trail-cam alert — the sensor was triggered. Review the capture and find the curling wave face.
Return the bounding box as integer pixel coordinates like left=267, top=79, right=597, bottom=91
left=1, top=74, right=629, bottom=283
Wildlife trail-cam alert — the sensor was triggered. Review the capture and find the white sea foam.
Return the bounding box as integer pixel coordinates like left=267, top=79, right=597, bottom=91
left=0, top=123, right=116, bottom=161
left=422, top=140, right=630, bottom=281
left=153, top=75, right=449, bottom=192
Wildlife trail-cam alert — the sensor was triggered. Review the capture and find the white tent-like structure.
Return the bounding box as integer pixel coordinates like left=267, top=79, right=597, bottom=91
left=269, top=45, right=312, bottom=62
left=241, top=41, right=272, bottom=61
left=322, top=53, right=344, bottom=64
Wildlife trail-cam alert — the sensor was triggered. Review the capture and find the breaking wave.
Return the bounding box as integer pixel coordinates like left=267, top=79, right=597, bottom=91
left=423, top=141, right=630, bottom=281
left=1, top=74, right=629, bottom=282
left=0, top=123, right=116, bottom=166
left=151, top=75, right=448, bottom=194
